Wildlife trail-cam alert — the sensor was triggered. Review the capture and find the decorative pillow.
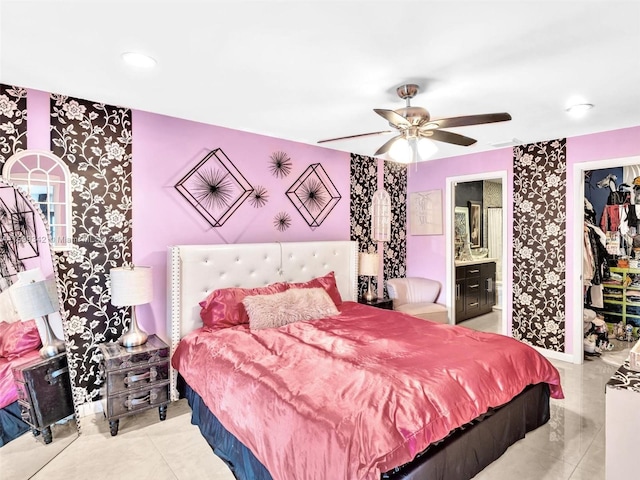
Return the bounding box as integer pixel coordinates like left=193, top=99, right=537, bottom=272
left=0, top=320, right=41, bottom=360
left=199, top=282, right=289, bottom=329
left=243, top=287, right=339, bottom=331
left=286, top=271, right=343, bottom=306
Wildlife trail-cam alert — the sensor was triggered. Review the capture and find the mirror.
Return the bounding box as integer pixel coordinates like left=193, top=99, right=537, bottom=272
left=0, top=175, right=78, bottom=479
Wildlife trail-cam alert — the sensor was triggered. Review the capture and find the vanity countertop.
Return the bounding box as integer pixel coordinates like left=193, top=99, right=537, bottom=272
left=455, top=257, right=498, bottom=266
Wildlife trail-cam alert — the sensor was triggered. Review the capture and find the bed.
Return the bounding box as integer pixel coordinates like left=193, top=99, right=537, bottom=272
left=0, top=319, right=42, bottom=446
left=169, top=241, right=563, bottom=480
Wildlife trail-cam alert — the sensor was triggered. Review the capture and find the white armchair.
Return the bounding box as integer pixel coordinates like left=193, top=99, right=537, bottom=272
left=386, top=277, right=449, bottom=324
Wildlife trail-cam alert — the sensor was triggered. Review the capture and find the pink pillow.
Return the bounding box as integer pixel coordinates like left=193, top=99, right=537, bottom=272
left=286, top=271, right=343, bottom=306
left=0, top=320, right=42, bottom=360
left=199, top=282, right=289, bottom=329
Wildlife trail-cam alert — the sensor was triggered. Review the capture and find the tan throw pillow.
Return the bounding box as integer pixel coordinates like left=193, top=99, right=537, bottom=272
left=243, top=287, right=339, bottom=330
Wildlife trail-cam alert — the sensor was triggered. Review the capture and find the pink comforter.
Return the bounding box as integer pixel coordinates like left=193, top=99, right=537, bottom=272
left=173, top=302, right=563, bottom=480
left=0, top=351, right=41, bottom=409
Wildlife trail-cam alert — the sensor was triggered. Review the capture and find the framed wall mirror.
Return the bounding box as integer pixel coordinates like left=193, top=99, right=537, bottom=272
left=468, top=200, right=482, bottom=248
left=0, top=175, right=78, bottom=478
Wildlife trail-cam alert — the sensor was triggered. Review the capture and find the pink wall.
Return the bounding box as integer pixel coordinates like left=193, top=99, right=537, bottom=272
left=131, top=110, right=351, bottom=339
left=407, top=126, right=640, bottom=358
left=406, top=147, right=513, bottom=301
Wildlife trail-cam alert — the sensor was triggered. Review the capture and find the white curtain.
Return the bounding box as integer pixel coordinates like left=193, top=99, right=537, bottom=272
left=488, top=208, right=502, bottom=282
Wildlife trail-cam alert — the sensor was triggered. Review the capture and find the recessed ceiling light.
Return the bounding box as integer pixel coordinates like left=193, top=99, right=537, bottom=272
left=566, top=103, right=594, bottom=118
left=121, top=51, right=157, bottom=68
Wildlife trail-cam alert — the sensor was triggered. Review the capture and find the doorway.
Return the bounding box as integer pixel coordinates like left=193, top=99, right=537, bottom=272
left=576, top=155, right=640, bottom=363
left=446, top=171, right=508, bottom=335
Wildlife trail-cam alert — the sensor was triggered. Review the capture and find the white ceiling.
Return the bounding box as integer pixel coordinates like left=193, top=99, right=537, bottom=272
left=1, top=0, right=639, bottom=162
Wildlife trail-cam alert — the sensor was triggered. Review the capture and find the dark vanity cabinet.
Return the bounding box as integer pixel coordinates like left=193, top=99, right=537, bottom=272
left=12, top=353, right=75, bottom=444
left=455, top=261, right=496, bottom=323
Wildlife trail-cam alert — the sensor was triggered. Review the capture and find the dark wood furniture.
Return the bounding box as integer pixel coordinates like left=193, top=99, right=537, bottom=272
left=358, top=297, right=393, bottom=310
left=98, top=334, right=170, bottom=436
left=12, top=353, right=74, bottom=444
left=455, top=261, right=496, bottom=323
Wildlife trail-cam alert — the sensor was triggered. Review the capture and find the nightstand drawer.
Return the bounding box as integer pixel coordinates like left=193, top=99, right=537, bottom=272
left=101, top=336, right=169, bottom=371
left=105, top=383, right=169, bottom=419
left=107, top=362, right=169, bottom=395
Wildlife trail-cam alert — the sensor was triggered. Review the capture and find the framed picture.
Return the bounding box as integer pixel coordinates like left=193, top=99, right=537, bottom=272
left=468, top=201, right=482, bottom=248
left=409, top=190, right=443, bottom=235
left=454, top=206, right=470, bottom=246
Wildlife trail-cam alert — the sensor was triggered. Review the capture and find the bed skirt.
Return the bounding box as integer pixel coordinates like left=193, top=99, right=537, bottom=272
left=0, top=401, right=30, bottom=447
left=182, top=379, right=551, bottom=480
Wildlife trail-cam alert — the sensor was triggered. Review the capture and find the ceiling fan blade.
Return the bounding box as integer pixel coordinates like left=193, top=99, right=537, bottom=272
left=423, top=129, right=477, bottom=146
left=429, top=112, right=512, bottom=129
left=374, top=109, right=411, bottom=128
left=375, top=135, right=403, bottom=156
left=317, top=130, right=394, bottom=144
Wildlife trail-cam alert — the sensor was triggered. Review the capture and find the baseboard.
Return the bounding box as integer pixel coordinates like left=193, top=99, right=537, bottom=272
left=534, top=346, right=576, bottom=364
left=77, top=400, right=103, bottom=418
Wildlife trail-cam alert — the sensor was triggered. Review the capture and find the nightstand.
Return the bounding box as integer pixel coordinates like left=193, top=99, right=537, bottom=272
left=12, top=353, right=74, bottom=444
left=358, top=297, right=394, bottom=310
left=98, top=334, right=170, bottom=436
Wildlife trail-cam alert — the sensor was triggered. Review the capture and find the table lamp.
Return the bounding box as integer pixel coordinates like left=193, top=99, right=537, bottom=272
left=12, top=279, right=66, bottom=358
left=359, top=252, right=379, bottom=302
left=110, top=265, right=153, bottom=348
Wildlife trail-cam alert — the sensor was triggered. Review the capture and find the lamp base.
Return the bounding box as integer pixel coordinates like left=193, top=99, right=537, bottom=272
left=119, top=308, right=148, bottom=348
left=364, top=277, right=377, bottom=302
left=39, top=316, right=66, bottom=359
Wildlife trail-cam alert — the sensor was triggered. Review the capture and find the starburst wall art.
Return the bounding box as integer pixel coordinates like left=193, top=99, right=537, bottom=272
left=175, top=149, right=254, bottom=227
left=286, top=163, right=341, bottom=228
left=0, top=185, right=37, bottom=286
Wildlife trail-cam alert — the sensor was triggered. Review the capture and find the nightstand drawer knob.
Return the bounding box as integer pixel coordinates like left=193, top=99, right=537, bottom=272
left=124, top=367, right=157, bottom=386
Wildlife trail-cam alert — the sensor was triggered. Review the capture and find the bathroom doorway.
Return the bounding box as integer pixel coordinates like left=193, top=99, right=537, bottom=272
left=446, top=171, right=507, bottom=335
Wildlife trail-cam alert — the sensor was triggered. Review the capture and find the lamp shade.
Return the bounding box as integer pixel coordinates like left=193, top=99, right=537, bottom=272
left=110, top=266, right=153, bottom=307
left=11, top=280, right=57, bottom=320
left=359, top=253, right=379, bottom=277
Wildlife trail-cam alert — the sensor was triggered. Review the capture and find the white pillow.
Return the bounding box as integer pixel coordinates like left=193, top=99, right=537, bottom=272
left=243, top=287, right=339, bottom=330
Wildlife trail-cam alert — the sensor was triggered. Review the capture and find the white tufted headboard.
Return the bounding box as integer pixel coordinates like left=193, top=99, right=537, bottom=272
left=167, top=240, right=358, bottom=400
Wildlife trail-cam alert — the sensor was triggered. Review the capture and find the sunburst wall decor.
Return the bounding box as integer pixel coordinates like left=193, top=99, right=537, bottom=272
left=175, top=149, right=254, bottom=227
left=0, top=185, right=36, bottom=286
left=269, top=151, right=292, bottom=178
left=286, top=163, right=341, bottom=228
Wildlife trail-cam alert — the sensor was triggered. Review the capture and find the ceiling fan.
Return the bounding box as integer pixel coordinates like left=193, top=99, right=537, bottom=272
left=318, top=84, right=512, bottom=160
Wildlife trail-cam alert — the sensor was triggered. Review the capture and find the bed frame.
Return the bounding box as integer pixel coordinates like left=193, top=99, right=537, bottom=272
left=168, top=240, right=358, bottom=400
left=167, top=240, right=551, bottom=480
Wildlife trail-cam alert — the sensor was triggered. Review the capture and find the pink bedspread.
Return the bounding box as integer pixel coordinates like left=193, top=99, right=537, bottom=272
left=0, top=350, right=41, bottom=409
left=173, top=301, right=563, bottom=480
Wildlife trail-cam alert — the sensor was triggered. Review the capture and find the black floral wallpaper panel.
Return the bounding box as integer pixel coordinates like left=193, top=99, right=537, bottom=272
left=349, top=154, right=407, bottom=299
left=0, top=84, right=27, bottom=167
left=350, top=154, right=378, bottom=298
left=512, top=139, right=566, bottom=351
left=383, top=160, right=407, bottom=294
left=50, top=95, right=133, bottom=403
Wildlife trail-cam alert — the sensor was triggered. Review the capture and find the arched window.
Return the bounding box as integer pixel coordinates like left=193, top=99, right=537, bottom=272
left=3, top=150, right=72, bottom=251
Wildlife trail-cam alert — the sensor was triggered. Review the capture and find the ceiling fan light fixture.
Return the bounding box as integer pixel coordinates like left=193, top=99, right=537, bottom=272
left=417, top=137, right=438, bottom=159
left=388, top=137, right=412, bottom=163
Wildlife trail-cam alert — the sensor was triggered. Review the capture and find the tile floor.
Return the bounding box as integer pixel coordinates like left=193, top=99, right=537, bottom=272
left=2, top=317, right=631, bottom=480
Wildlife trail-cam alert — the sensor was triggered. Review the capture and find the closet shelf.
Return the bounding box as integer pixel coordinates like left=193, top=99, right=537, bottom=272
left=601, top=267, right=640, bottom=333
